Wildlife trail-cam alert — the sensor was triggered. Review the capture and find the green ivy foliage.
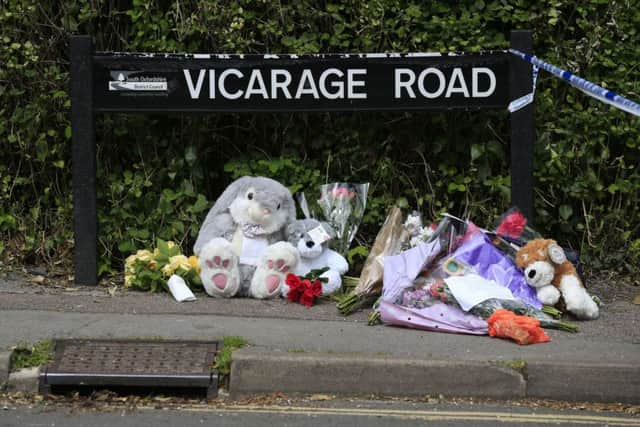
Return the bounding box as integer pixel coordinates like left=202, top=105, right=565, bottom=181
left=1, top=0, right=639, bottom=277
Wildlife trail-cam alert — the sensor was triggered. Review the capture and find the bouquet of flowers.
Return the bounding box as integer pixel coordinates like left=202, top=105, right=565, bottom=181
left=487, top=309, right=551, bottom=345
left=336, top=206, right=405, bottom=315
left=314, top=182, right=369, bottom=257
left=285, top=268, right=328, bottom=307
left=401, top=280, right=578, bottom=332
left=124, top=239, right=202, bottom=292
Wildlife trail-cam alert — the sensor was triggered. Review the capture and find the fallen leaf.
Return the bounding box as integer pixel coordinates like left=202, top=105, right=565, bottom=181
left=64, top=287, right=79, bottom=292
left=29, top=275, right=46, bottom=284
left=108, top=286, right=118, bottom=297
left=309, top=394, right=333, bottom=401
left=633, top=294, right=640, bottom=305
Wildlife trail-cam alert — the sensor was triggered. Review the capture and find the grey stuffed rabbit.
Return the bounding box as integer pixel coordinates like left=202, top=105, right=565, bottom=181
left=193, top=176, right=299, bottom=298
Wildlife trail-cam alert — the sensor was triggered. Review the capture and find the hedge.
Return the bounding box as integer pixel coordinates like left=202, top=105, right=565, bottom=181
left=1, top=0, right=639, bottom=278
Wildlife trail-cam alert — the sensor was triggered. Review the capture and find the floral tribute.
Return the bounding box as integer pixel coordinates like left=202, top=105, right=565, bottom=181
left=124, top=239, right=201, bottom=292
left=487, top=309, right=551, bottom=345
left=284, top=268, right=329, bottom=307
left=316, top=182, right=369, bottom=256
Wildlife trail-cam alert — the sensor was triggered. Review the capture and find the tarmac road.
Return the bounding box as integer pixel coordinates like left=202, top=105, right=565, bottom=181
left=2, top=399, right=640, bottom=427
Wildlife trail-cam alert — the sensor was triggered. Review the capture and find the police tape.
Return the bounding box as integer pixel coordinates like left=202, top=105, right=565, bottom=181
left=509, top=48, right=640, bottom=117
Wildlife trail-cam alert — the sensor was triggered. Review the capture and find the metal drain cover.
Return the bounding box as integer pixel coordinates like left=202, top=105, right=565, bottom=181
left=40, top=339, right=219, bottom=397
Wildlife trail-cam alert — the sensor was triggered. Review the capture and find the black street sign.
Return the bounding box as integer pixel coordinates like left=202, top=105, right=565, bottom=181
left=93, top=52, right=509, bottom=112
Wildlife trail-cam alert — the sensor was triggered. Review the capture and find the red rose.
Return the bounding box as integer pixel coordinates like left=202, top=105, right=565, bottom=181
left=496, top=211, right=527, bottom=238
left=300, top=292, right=315, bottom=307
left=285, top=274, right=322, bottom=306
left=310, top=279, right=322, bottom=297
left=286, top=274, right=304, bottom=302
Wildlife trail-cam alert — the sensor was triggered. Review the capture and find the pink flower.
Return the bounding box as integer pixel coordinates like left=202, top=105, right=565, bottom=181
left=330, top=187, right=355, bottom=199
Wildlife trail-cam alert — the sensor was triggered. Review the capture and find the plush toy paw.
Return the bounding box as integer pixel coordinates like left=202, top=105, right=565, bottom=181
left=536, top=285, right=561, bottom=306
left=199, top=238, right=240, bottom=298
left=250, top=242, right=299, bottom=299
left=559, top=276, right=600, bottom=320
left=319, top=269, right=342, bottom=295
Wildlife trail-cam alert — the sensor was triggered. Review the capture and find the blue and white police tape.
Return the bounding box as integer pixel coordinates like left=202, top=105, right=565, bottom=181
left=509, top=48, right=640, bottom=117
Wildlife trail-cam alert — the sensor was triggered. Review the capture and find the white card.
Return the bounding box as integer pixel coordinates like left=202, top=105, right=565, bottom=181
left=167, top=275, right=196, bottom=302
left=444, top=273, right=514, bottom=311
left=308, top=225, right=332, bottom=245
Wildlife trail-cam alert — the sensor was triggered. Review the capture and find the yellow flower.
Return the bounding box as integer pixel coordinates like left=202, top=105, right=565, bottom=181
left=153, top=248, right=160, bottom=257
left=167, top=241, right=176, bottom=249
left=135, top=249, right=153, bottom=262
left=124, top=254, right=137, bottom=274
left=124, top=273, right=133, bottom=288
left=188, top=255, right=201, bottom=274
left=125, top=253, right=137, bottom=267
left=161, top=254, right=190, bottom=277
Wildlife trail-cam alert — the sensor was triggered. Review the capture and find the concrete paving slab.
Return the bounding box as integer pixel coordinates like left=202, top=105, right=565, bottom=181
left=526, top=361, right=640, bottom=404
left=7, top=367, right=40, bottom=394
left=229, top=348, right=526, bottom=399
left=0, top=351, right=10, bottom=385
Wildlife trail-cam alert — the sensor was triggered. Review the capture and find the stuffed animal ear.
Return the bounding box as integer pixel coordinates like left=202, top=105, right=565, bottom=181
left=284, top=222, right=296, bottom=239
left=548, top=243, right=567, bottom=264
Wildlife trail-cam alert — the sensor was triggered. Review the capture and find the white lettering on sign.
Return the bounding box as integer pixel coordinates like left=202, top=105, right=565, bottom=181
left=472, top=67, right=496, bottom=97
left=348, top=69, right=367, bottom=99
left=271, top=69, right=292, bottom=99
left=245, top=69, right=269, bottom=99
left=318, top=68, right=344, bottom=99
left=219, top=69, right=244, bottom=99
left=184, top=69, right=206, bottom=99
left=295, top=69, right=320, bottom=99
left=395, top=69, right=416, bottom=98
left=418, top=68, right=446, bottom=98
left=394, top=67, right=496, bottom=99
left=183, top=66, right=496, bottom=101
left=445, top=68, right=470, bottom=98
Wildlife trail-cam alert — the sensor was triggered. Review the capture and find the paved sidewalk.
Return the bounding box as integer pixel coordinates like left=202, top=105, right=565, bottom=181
left=1, top=272, right=639, bottom=403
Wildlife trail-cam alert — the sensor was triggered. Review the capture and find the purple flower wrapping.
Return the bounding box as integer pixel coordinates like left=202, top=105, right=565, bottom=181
left=379, top=301, right=488, bottom=335
left=449, top=233, right=541, bottom=308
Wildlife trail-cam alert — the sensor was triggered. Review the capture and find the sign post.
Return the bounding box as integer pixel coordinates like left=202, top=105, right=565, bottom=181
left=70, top=30, right=534, bottom=285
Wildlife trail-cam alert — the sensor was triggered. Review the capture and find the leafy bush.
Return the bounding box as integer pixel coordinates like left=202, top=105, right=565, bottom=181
left=1, top=0, right=639, bottom=279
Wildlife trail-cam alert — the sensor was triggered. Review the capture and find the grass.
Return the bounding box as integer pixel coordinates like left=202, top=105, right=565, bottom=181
left=10, top=340, right=54, bottom=372
left=214, top=336, right=248, bottom=376
left=496, top=359, right=527, bottom=373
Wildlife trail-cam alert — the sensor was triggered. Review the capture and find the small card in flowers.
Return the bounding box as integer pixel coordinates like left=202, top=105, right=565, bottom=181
left=308, top=225, right=332, bottom=245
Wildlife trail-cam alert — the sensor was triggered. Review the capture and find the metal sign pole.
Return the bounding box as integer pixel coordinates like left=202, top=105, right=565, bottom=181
left=509, top=30, right=535, bottom=222
left=70, top=35, right=98, bottom=285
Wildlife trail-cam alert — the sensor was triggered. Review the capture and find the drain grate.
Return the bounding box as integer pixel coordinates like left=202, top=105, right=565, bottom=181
left=39, top=339, right=219, bottom=397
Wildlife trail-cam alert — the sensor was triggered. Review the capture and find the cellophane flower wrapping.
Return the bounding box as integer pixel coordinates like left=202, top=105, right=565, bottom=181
left=492, top=207, right=543, bottom=259
left=316, top=182, right=369, bottom=257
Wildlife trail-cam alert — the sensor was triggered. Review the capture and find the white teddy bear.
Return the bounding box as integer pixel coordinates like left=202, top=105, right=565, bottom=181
left=282, top=219, right=349, bottom=296
left=193, top=176, right=299, bottom=299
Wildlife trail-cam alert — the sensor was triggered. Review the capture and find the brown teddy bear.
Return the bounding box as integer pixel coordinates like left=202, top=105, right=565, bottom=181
left=515, top=239, right=599, bottom=320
